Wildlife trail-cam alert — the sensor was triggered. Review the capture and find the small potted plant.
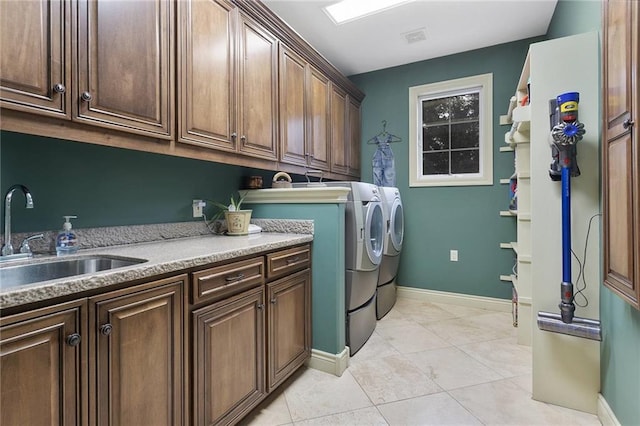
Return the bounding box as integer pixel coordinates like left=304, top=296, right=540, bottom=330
left=209, top=192, right=252, bottom=235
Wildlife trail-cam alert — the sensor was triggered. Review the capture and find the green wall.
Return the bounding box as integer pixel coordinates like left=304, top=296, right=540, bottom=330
left=349, top=38, right=544, bottom=300
left=0, top=131, right=274, bottom=233
left=546, top=1, right=640, bottom=424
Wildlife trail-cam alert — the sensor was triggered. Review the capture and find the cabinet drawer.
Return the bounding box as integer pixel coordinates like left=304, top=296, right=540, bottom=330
left=191, top=257, right=265, bottom=304
left=266, top=245, right=311, bottom=280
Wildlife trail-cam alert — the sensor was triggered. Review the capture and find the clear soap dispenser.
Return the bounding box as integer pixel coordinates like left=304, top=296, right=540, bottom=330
left=56, top=215, right=78, bottom=256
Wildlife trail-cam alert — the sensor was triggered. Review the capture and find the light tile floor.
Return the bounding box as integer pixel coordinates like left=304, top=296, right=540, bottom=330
left=242, top=297, right=601, bottom=425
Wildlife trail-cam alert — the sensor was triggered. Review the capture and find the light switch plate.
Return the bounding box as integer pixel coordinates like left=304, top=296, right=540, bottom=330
left=450, top=250, right=458, bottom=262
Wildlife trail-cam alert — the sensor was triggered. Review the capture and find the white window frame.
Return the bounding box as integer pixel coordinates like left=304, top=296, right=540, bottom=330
left=409, top=73, right=493, bottom=187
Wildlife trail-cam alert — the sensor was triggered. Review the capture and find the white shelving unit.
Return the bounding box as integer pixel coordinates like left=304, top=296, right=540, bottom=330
left=499, top=53, right=532, bottom=346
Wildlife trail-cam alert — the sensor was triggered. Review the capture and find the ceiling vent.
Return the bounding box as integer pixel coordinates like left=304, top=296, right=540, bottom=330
left=403, top=28, right=427, bottom=44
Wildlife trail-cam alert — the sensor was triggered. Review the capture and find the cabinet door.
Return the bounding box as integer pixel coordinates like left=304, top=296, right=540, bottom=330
left=307, top=67, right=331, bottom=171
left=279, top=45, right=307, bottom=167
left=75, top=0, right=174, bottom=138
left=347, top=96, right=362, bottom=178
left=90, top=276, right=185, bottom=425
left=266, top=269, right=311, bottom=392
left=602, top=0, right=639, bottom=308
left=1, top=300, right=87, bottom=426
left=192, top=286, right=266, bottom=425
left=237, top=13, right=278, bottom=160
left=178, top=0, right=236, bottom=151
left=330, top=83, right=349, bottom=175
left=0, top=0, right=70, bottom=118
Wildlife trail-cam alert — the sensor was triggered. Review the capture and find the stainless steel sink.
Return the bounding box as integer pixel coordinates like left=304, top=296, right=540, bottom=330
left=0, top=255, right=147, bottom=289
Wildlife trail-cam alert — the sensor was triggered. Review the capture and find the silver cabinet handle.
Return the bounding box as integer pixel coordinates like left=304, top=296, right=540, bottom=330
left=81, top=91, right=92, bottom=102
left=225, top=273, right=245, bottom=282
left=231, top=132, right=237, bottom=139
left=240, top=135, right=246, bottom=141
left=53, top=83, right=66, bottom=93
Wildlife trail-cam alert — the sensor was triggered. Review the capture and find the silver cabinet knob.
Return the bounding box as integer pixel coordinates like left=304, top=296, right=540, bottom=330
left=240, top=135, right=246, bottom=141
left=623, top=118, right=635, bottom=129
left=231, top=132, right=237, bottom=139
left=53, top=83, right=66, bottom=93
left=81, top=91, right=92, bottom=102
left=99, top=324, right=112, bottom=336
left=66, top=333, right=81, bottom=347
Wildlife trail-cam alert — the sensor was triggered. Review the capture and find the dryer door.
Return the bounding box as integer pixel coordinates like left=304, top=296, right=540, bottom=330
left=389, top=198, right=404, bottom=252
left=364, top=201, right=384, bottom=265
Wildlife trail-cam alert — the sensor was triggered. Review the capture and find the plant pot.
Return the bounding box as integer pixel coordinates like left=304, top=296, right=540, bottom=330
left=224, top=210, right=252, bottom=235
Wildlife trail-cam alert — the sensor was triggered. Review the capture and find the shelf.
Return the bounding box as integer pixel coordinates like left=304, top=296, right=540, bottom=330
left=500, top=178, right=511, bottom=184
left=500, top=210, right=517, bottom=217
left=500, top=242, right=513, bottom=249
left=500, top=274, right=513, bottom=282
left=512, top=105, right=531, bottom=123
left=505, top=126, right=531, bottom=145
left=500, top=146, right=515, bottom=152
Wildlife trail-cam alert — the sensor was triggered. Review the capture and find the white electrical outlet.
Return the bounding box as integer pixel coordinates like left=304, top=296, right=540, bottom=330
left=192, top=199, right=205, bottom=218
left=450, top=250, right=458, bottom=262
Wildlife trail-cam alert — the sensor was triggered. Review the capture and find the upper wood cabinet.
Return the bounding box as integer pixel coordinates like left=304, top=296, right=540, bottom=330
left=75, top=0, right=174, bottom=139
left=0, top=0, right=174, bottom=139
left=1, top=0, right=363, bottom=177
left=178, top=0, right=278, bottom=161
left=0, top=0, right=70, bottom=118
left=348, top=96, right=362, bottom=178
left=602, top=0, right=639, bottom=309
left=307, top=66, right=331, bottom=171
left=1, top=300, right=87, bottom=426
left=279, top=45, right=331, bottom=171
left=236, top=11, right=279, bottom=160
left=178, top=0, right=236, bottom=151
left=279, top=45, right=308, bottom=167
left=330, top=83, right=349, bottom=175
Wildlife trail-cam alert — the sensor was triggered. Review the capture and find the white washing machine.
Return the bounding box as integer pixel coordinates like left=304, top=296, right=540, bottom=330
left=327, top=181, right=384, bottom=354
left=377, top=186, right=404, bottom=319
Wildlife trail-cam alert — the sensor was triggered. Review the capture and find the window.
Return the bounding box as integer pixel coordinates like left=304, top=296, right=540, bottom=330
left=409, top=74, right=493, bottom=187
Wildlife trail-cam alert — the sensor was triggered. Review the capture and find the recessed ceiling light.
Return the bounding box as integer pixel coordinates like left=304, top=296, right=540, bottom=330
left=324, top=0, right=414, bottom=25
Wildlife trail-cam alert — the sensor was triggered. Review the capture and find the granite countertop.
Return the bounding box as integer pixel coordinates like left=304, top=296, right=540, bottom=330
left=0, top=232, right=313, bottom=310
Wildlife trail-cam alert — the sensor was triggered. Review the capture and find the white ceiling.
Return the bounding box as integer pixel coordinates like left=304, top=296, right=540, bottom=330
left=262, top=0, right=558, bottom=76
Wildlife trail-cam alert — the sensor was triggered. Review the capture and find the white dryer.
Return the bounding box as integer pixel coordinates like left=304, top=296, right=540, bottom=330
left=327, top=181, right=385, bottom=354
left=377, top=186, right=404, bottom=319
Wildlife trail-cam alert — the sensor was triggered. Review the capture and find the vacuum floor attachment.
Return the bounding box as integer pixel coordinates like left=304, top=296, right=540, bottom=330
left=537, top=311, right=601, bottom=341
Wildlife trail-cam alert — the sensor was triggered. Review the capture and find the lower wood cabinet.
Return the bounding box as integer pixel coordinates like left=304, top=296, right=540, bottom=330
left=0, top=244, right=311, bottom=426
left=190, top=244, right=312, bottom=425
left=192, top=286, right=266, bottom=425
left=0, top=300, right=87, bottom=426
left=267, top=269, right=311, bottom=392
left=1, top=275, right=186, bottom=426
left=89, top=275, right=186, bottom=425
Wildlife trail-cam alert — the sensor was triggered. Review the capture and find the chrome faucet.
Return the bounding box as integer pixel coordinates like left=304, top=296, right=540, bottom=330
left=2, top=184, right=34, bottom=257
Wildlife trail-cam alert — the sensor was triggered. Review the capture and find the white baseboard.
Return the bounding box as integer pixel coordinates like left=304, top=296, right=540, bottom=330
left=597, top=394, right=621, bottom=426
left=306, top=346, right=349, bottom=377
left=397, top=286, right=512, bottom=312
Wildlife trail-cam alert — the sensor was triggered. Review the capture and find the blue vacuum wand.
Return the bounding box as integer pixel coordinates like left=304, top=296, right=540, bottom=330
left=537, top=92, right=601, bottom=341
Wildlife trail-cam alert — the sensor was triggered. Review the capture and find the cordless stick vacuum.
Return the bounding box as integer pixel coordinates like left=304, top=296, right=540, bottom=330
left=536, top=92, right=601, bottom=341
